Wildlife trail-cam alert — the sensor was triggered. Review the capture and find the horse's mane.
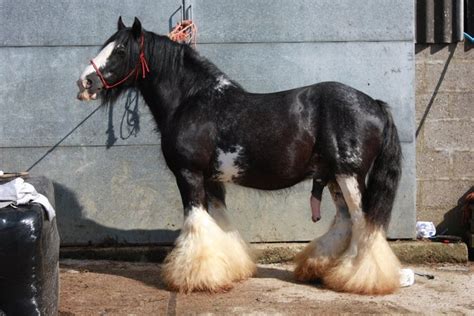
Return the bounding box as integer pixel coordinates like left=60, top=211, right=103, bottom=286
left=101, top=30, right=242, bottom=106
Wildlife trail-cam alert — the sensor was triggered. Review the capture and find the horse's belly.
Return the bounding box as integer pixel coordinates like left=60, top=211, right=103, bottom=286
left=212, top=145, right=312, bottom=190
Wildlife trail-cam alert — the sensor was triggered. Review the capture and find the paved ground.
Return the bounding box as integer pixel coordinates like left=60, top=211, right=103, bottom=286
left=59, top=259, right=474, bottom=315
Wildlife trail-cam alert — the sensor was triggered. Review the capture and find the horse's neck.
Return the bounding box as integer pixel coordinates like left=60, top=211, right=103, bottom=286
left=138, top=79, right=182, bottom=130
left=138, top=42, right=229, bottom=131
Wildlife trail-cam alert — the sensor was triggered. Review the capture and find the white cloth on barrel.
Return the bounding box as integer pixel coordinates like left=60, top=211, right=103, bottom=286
left=0, top=177, right=56, bottom=220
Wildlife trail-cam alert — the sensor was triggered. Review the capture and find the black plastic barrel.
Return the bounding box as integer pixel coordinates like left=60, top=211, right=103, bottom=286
left=0, top=176, right=59, bottom=316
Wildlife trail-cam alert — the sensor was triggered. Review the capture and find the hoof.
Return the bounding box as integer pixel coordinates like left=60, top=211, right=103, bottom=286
left=161, top=207, right=256, bottom=293
left=323, top=228, right=401, bottom=295
left=294, top=241, right=334, bottom=282
left=294, top=210, right=351, bottom=282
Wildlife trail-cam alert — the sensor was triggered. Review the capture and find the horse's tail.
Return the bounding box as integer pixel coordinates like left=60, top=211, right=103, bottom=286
left=362, top=100, right=402, bottom=230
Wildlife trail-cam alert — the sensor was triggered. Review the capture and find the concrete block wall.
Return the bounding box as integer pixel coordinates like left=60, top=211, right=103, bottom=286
left=1, top=1, right=416, bottom=244
left=415, top=42, right=474, bottom=236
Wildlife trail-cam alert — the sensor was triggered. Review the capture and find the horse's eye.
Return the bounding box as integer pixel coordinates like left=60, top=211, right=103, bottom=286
left=115, top=44, right=126, bottom=55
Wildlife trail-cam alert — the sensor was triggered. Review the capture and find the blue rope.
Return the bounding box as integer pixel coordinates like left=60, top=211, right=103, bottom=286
left=465, top=32, right=474, bottom=43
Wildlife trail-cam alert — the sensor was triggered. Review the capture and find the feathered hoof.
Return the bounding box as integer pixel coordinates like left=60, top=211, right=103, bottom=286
left=323, top=229, right=401, bottom=295
left=161, top=207, right=256, bottom=293
left=294, top=213, right=351, bottom=282
left=294, top=241, right=334, bottom=282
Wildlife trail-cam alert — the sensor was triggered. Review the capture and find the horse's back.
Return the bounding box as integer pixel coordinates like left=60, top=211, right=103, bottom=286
left=238, top=81, right=387, bottom=151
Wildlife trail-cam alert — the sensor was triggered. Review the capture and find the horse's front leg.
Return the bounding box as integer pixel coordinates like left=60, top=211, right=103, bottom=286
left=161, top=169, right=255, bottom=293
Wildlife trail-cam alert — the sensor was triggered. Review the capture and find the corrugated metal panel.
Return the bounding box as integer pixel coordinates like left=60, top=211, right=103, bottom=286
left=416, top=0, right=464, bottom=43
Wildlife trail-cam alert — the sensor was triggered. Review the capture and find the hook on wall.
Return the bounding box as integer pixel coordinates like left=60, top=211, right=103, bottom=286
left=169, top=0, right=193, bottom=32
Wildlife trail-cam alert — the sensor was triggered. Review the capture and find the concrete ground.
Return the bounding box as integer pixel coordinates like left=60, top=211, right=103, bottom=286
left=59, top=259, right=473, bottom=315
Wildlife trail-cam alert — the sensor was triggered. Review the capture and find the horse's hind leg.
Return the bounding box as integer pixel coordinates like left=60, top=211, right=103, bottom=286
left=294, top=181, right=352, bottom=281
left=162, top=174, right=255, bottom=293
left=323, top=175, right=400, bottom=294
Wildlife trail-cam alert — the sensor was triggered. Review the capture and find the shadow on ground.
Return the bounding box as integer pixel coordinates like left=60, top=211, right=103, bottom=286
left=60, top=260, right=168, bottom=291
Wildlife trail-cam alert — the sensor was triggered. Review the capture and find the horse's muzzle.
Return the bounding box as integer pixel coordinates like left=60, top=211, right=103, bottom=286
left=76, top=79, right=98, bottom=101
left=77, top=91, right=97, bottom=101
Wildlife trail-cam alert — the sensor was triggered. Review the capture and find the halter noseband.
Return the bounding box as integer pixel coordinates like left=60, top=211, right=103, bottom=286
left=90, top=34, right=150, bottom=90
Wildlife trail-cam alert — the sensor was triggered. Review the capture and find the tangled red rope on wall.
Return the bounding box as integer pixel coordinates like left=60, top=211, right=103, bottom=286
left=168, top=20, right=198, bottom=47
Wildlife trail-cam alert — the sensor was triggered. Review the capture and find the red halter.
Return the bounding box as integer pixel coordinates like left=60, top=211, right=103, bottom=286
left=90, top=34, right=150, bottom=89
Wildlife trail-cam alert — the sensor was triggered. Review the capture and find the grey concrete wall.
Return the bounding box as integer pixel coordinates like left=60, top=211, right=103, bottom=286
left=415, top=43, right=474, bottom=236
left=0, top=0, right=416, bottom=244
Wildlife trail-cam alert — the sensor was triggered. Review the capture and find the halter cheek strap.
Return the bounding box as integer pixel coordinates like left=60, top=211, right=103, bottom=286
left=90, top=34, right=150, bottom=90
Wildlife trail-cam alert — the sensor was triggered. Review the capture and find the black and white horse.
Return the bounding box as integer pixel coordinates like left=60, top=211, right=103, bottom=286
left=77, top=17, right=402, bottom=295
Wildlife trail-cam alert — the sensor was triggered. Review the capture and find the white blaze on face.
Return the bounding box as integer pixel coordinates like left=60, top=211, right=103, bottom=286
left=216, top=146, right=244, bottom=182
left=80, top=41, right=116, bottom=80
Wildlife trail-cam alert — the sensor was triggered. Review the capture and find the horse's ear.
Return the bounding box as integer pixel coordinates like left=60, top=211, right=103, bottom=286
left=118, top=16, right=126, bottom=30
left=131, top=17, right=142, bottom=39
